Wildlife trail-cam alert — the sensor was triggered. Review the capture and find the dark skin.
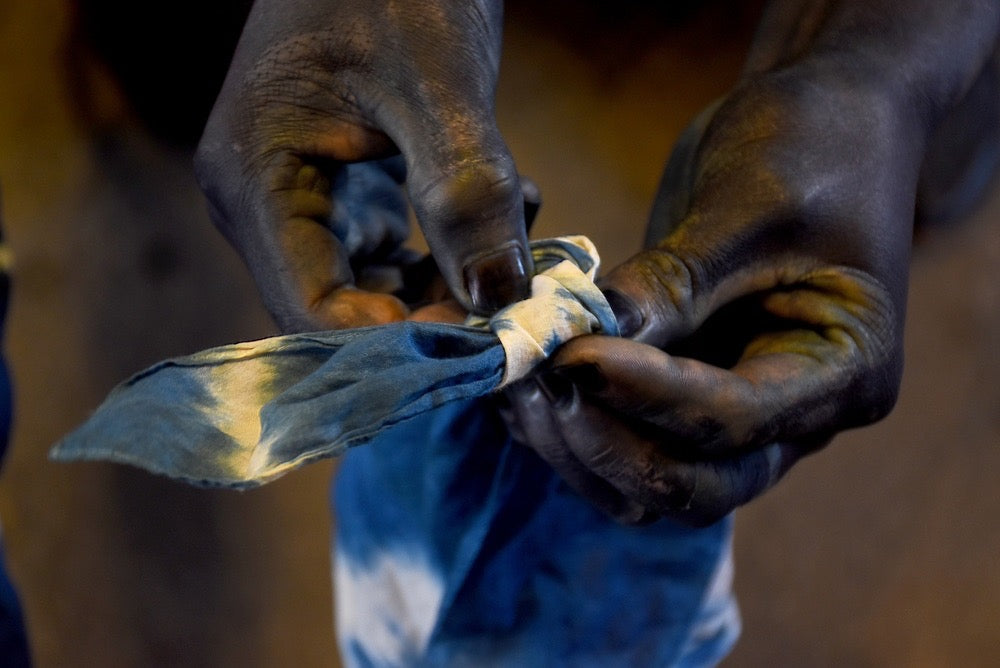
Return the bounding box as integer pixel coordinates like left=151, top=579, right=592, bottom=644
left=195, top=0, right=529, bottom=331
left=196, top=0, right=1000, bottom=526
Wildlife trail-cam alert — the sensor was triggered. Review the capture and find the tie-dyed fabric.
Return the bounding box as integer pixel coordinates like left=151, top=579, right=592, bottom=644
left=51, top=237, right=616, bottom=487
left=333, top=398, right=739, bottom=667
left=52, top=233, right=739, bottom=666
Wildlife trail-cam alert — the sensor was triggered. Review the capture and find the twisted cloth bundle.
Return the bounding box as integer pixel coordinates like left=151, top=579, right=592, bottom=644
left=51, top=236, right=618, bottom=488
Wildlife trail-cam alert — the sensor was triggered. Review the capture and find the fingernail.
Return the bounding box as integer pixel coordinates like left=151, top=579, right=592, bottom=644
left=602, top=288, right=644, bottom=337
left=536, top=371, right=573, bottom=408
left=552, top=364, right=605, bottom=394
left=464, top=245, right=529, bottom=314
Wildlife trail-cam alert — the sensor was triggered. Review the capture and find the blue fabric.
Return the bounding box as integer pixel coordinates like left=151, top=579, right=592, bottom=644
left=53, top=323, right=505, bottom=487
left=334, top=398, right=738, bottom=667
left=50, top=234, right=737, bottom=665
left=51, top=237, right=617, bottom=488
left=0, top=537, right=29, bottom=668
left=0, top=234, right=32, bottom=666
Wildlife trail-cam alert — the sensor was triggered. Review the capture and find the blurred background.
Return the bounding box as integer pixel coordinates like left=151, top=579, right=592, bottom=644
left=0, top=0, right=997, bottom=665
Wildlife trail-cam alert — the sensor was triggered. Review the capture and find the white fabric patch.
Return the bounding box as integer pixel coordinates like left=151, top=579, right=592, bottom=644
left=335, top=547, right=446, bottom=667
left=466, top=235, right=614, bottom=387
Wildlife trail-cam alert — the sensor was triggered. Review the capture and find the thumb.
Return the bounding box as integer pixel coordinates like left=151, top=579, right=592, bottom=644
left=599, top=248, right=713, bottom=347
left=600, top=230, right=783, bottom=350
left=396, top=113, right=531, bottom=315
left=602, top=99, right=743, bottom=347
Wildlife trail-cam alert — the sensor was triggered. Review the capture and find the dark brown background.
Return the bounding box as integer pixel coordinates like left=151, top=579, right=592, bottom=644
left=0, top=1, right=997, bottom=665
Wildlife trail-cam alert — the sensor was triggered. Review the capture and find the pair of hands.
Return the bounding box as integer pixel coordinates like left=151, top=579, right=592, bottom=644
left=195, top=0, right=995, bottom=526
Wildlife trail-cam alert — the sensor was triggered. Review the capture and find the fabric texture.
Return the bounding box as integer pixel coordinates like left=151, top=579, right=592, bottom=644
left=51, top=236, right=617, bottom=488
left=51, top=233, right=739, bottom=665
left=333, top=398, right=740, bottom=667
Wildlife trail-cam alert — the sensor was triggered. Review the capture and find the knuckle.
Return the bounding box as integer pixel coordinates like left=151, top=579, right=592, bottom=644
left=837, top=275, right=905, bottom=427
left=694, top=410, right=746, bottom=452
left=605, top=249, right=701, bottom=341
left=643, top=461, right=697, bottom=514
left=414, top=154, right=520, bottom=227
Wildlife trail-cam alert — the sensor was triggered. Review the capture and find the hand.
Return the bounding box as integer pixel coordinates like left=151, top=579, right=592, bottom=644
left=504, top=65, right=918, bottom=527
left=195, top=0, right=530, bottom=333
left=503, top=0, right=1000, bottom=527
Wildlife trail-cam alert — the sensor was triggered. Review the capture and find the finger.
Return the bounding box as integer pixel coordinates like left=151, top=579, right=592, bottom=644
left=342, top=0, right=532, bottom=315
left=395, top=176, right=542, bottom=312
left=579, top=263, right=900, bottom=452
left=551, top=337, right=754, bottom=451
left=598, top=242, right=800, bottom=346
left=607, top=190, right=904, bottom=352
left=380, top=94, right=531, bottom=316
left=602, top=124, right=848, bottom=348
left=549, top=331, right=869, bottom=457
left=406, top=142, right=530, bottom=316
left=501, top=379, right=650, bottom=525
left=273, top=213, right=409, bottom=330
left=408, top=300, right=467, bottom=324
left=538, top=382, right=808, bottom=525
left=493, top=392, right=528, bottom=445
left=202, top=150, right=408, bottom=332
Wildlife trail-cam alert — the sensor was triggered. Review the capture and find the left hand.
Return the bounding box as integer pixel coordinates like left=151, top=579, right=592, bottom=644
left=502, top=65, right=915, bottom=527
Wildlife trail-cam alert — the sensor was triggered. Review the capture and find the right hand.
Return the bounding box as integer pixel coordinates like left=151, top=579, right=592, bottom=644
left=195, top=0, right=531, bottom=333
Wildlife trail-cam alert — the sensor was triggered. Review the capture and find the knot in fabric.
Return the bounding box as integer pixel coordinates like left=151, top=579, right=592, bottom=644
left=469, top=236, right=618, bottom=386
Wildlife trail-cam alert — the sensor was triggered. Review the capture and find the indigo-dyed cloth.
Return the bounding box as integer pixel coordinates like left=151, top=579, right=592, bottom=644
left=0, top=237, right=33, bottom=667
left=51, top=237, right=616, bottom=488
left=333, top=398, right=740, bottom=667
left=52, top=233, right=740, bottom=666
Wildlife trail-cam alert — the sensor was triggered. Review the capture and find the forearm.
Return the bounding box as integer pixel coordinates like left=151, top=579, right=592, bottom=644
left=745, top=0, right=1000, bottom=127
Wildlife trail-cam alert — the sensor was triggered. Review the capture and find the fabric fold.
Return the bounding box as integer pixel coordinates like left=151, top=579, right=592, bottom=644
left=51, top=236, right=617, bottom=488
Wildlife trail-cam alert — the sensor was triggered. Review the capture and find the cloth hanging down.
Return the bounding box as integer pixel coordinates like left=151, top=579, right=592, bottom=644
left=51, top=236, right=618, bottom=489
